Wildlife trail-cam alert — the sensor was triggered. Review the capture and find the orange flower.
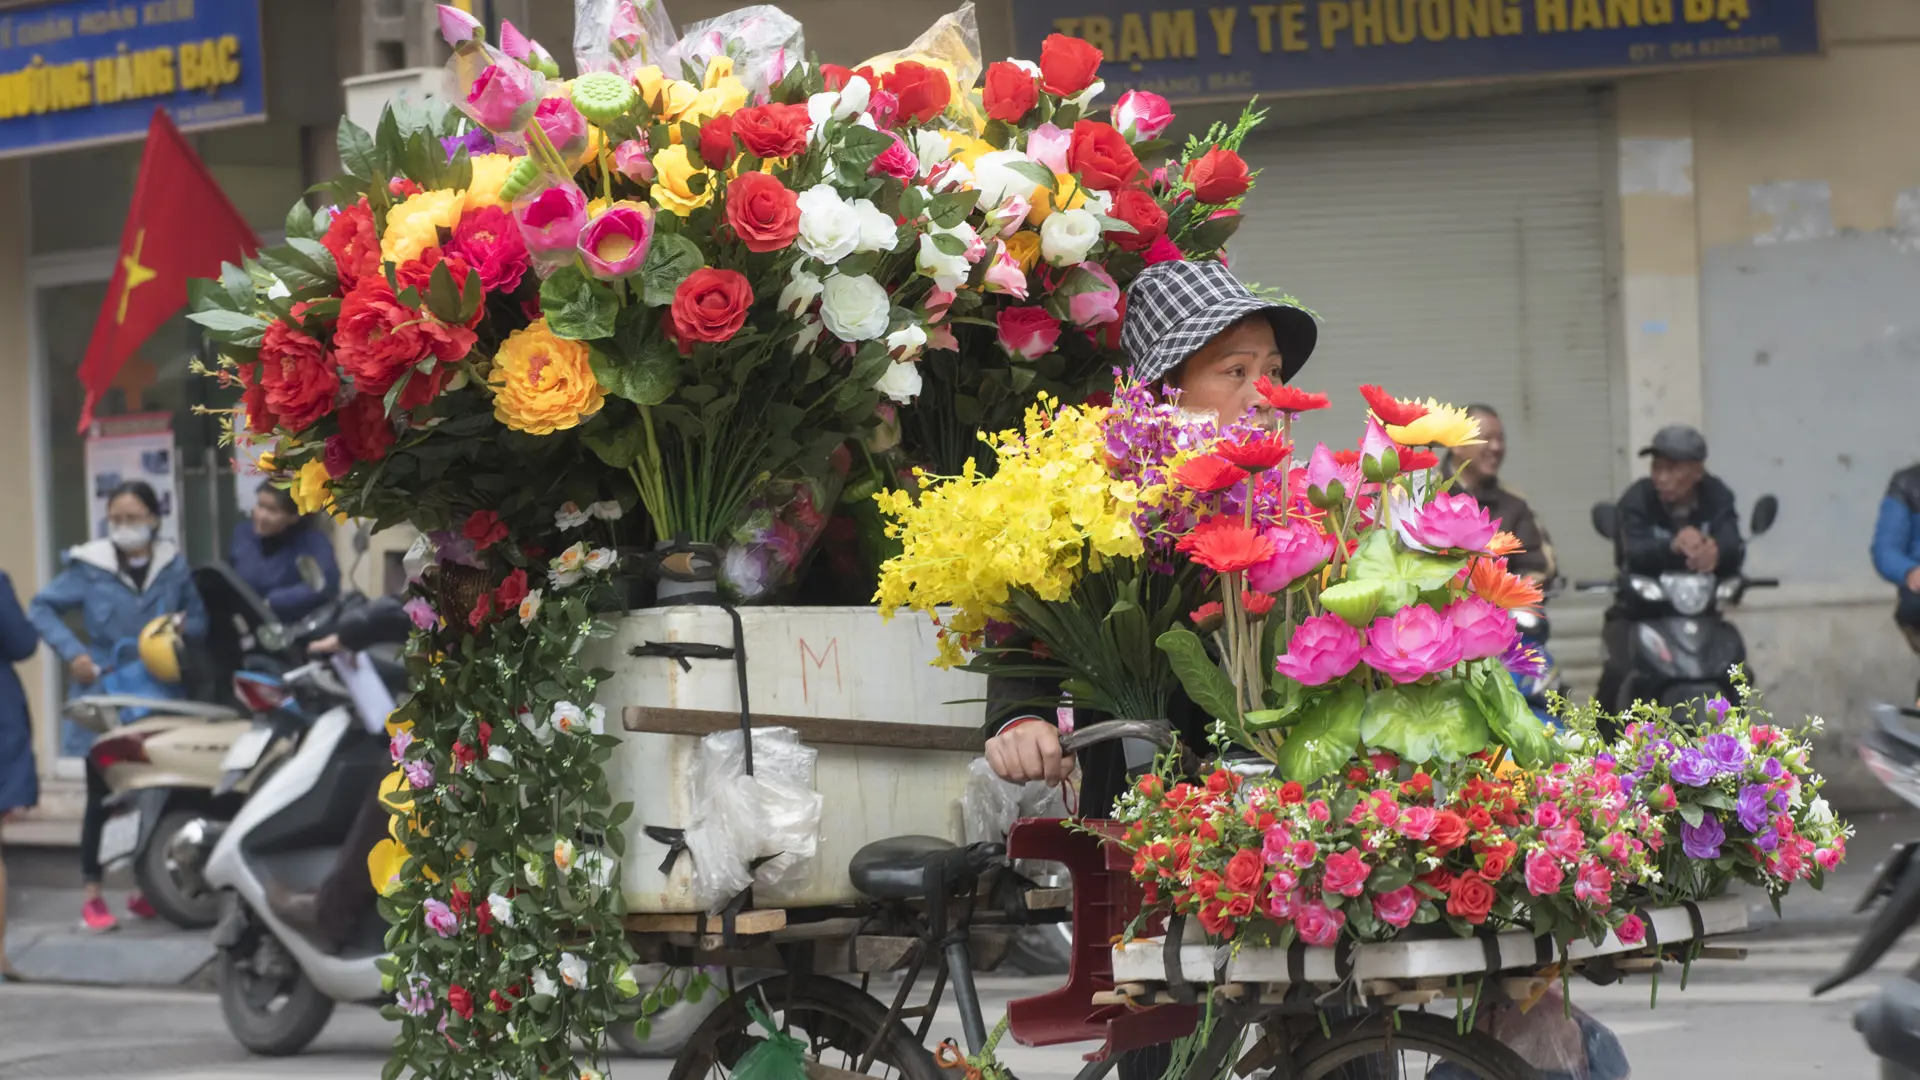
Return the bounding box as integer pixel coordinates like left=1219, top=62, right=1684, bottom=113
left=1470, top=557, right=1542, bottom=611
left=1241, top=590, right=1276, bottom=616
left=1172, top=453, right=1248, bottom=493
left=1359, top=384, right=1428, bottom=427
left=1216, top=432, right=1289, bottom=472
left=1487, top=531, right=1524, bottom=558
left=1178, top=517, right=1275, bottom=574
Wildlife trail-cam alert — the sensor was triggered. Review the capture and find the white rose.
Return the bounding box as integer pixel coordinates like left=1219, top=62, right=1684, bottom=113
left=912, top=129, right=953, bottom=175
left=588, top=500, right=623, bottom=521
left=1040, top=208, right=1100, bottom=266
left=587, top=703, right=607, bottom=735
left=584, top=547, right=618, bottom=573
left=1808, top=796, right=1834, bottom=824
left=916, top=233, right=970, bottom=292
left=886, top=324, right=928, bottom=361
left=530, top=969, right=557, bottom=997
left=487, top=743, right=514, bottom=768
left=1067, top=79, right=1105, bottom=110
left=972, top=149, right=1037, bottom=210
left=873, top=359, right=923, bottom=403
left=559, top=952, right=590, bottom=990
left=795, top=185, right=860, bottom=264
left=779, top=269, right=823, bottom=315
left=554, top=502, right=590, bottom=530
left=487, top=893, right=516, bottom=928
left=806, top=90, right=836, bottom=135
left=835, top=75, right=870, bottom=119
left=550, top=701, right=586, bottom=736
left=932, top=160, right=972, bottom=194
left=793, top=316, right=825, bottom=354
left=852, top=198, right=899, bottom=253
left=1082, top=188, right=1114, bottom=215
left=818, top=273, right=891, bottom=342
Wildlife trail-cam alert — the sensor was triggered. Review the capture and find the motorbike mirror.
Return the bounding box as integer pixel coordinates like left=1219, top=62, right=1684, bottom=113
left=1590, top=502, right=1620, bottom=541
left=296, top=554, right=326, bottom=593
left=1751, top=495, right=1779, bottom=536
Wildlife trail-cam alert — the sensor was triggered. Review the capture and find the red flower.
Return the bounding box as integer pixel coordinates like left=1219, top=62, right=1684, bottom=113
left=257, top=319, right=338, bottom=433
left=1398, top=448, right=1439, bottom=472
left=732, top=103, right=812, bottom=159
left=1177, top=518, right=1275, bottom=574
left=1102, top=186, right=1168, bottom=253
left=1067, top=120, right=1141, bottom=192
left=1278, top=780, right=1305, bottom=805
left=882, top=61, right=951, bottom=124
left=1419, top=867, right=1456, bottom=894
left=1427, top=810, right=1469, bottom=853
left=1332, top=449, right=1362, bottom=467
left=1206, top=768, right=1234, bottom=795
left=1184, top=146, right=1251, bottom=204
left=1322, top=849, right=1372, bottom=897
left=819, top=63, right=856, bottom=91
left=1224, top=893, right=1255, bottom=920
left=1466, top=806, right=1494, bottom=832
left=494, top=567, right=530, bottom=613
left=1189, top=600, right=1224, bottom=632
left=448, top=984, right=475, bottom=1020
left=468, top=588, right=492, bottom=629
left=1359, top=384, right=1430, bottom=426
left=448, top=887, right=472, bottom=916
left=1224, top=849, right=1262, bottom=894
left=1479, top=842, right=1515, bottom=880
left=1171, top=453, right=1247, bottom=493
left=452, top=741, right=477, bottom=769
left=1192, top=870, right=1222, bottom=900
left=1240, top=590, right=1276, bottom=617
left=982, top=60, right=1038, bottom=122
left=334, top=276, right=473, bottom=405
left=463, top=510, right=507, bottom=550
left=724, top=172, right=801, bottom=253
left=389, top=177, right=423, bottom=198
left=335, top=393, right=396, bottom=465
left=1446, top=871, right=1497, bottom=924
left=1254, top=376, right=1330, bottom=414
left=1196, top=900, right=1235, bottom=938
left=489, top=989, right=513, bottom=1012
left=697, top=113, right=737, bottom=168
left=1215, top=432, right=1288, bottom=471
left=322, top=436, right=354, bottom=479
left=670, top=268, right=753, bottom=353
left=475, top=898, right=494, bottom=935
left=237, top=364, right=277, bottom=434
left=478, top=720, right=493, bottom=754
left=321, top=198, right=380, bottom=289
left=1038, top=33, right=1103, bottom=97
left=396, top=247, right=485, bottom=328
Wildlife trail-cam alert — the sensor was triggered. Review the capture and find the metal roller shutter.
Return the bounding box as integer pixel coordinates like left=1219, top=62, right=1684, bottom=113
left=1231, top=88, right=1618, bottom=578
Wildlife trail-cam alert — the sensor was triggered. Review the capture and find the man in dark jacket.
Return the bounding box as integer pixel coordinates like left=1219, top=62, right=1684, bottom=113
left=1871, top=463, right=1920, bottom=704
left=1449, top=404, right=1556, bottom=582
left=1596, top=424, right=1746, bottom=710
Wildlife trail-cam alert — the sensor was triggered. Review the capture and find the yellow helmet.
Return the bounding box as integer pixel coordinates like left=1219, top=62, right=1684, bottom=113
left=138, top=616, right=185, bottom=684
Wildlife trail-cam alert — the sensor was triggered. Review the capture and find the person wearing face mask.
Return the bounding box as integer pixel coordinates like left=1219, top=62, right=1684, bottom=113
left=28, top=480, right=207, bottom=932
left=231, top=485, right=339, bottom=622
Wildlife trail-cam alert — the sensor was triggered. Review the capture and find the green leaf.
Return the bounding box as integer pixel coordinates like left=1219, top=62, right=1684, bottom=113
left=337, top=118, right=379, bottom=180
left=1005, top=158, right=1057, bottom=192
left=837, top=125, right=896, bottom=169
left=426, top=261, right=465, bottom=325
left=927, top=189, right=981, bottom=228
left=1344, top=531, right=1467, bottom=615
left=1156, top=627, right=1239, bottom=726
left=540, top=266, right=620, bottom=340
left=285, top=199, right=316, bottom=241
left=1464, top=660, right=1561, bottom=769
left=1274, top=682, right=1366, bottom=783
left=640, top=232, right=705, bottom=307
left=1678, top=803, right=1705, bottom=828
left=1359, top=681, right=1491, bottom=764
left=185, top=309, right=269, bottom=347
left=930, top=231, right=967, bottom=258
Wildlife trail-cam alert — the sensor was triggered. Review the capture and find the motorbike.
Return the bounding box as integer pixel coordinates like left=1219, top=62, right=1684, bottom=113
left=1816, top=703, right=1920, bottom=1079
left=1511, top=575, right=1568, bottom=725
left=63, top=560, right=344, bottom=928
left=1581, top=494, right=1780, bottom=714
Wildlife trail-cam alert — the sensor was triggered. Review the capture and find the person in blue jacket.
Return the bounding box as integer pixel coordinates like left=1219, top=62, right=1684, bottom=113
left=28, top=480, right=206, bottom=933
left=1872, top=464, right=1920, bottom=705
left=0, top=568, right=40, bottom=981
left=230, top=485, right=339, bottom=622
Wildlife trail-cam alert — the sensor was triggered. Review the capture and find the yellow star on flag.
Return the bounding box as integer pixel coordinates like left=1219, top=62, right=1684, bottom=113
left=116, top=228, right=158, bottom=325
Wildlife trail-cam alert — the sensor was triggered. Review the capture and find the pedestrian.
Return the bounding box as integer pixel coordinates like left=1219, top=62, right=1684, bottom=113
left=231, top=484, right=340, bottom=622
left=27, top=480, right=206, bottom=932
left=1446, top=404, right=1557, bottom=582
left=1871, top=461, right=1920, bottom=706
left=0, top=567, right=40, bottom=981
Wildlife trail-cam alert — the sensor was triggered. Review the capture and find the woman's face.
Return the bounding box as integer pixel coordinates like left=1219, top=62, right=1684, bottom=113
left=1167, top=318, right=1285, bottom=426
left=252, top=489, right=299, bottom=538
left=106, top=493, right=158, bottom=551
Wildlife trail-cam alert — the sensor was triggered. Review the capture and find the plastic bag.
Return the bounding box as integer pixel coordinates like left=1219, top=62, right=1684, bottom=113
left=721, top=468, right=846, bottom=602
left=961, top=756, right=1067, bottom=845
left=661, top=5, right=805, bottom=99
left=574, top=0, right=678, bottom=75
left=857, top=3, right=986, bottom=132
left=1434, top=989, right=1631, bottom=1080
left=733, top=999, right=808, bottom=1078
left=684, top=727, right=824, bottom=911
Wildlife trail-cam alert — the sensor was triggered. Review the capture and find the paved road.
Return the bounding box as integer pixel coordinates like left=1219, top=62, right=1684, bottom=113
left=0, top=933, right=1899, bottom=1079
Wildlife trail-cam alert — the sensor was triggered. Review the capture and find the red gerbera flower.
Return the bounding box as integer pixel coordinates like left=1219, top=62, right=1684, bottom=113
left=1241, top=590, right=1276, bottom=616
left=1359, top=384, right=1429, bottom=426
left=1333, top=449, right=1363, bottom=467
left=1254, top=376, right=1330, bottom=414
left=1190, top=601, right=1224, bottom=631
left=1397, top=447, right=1439, bottom=472
left=1171, top=453, right=1248, bottom=493
left=1215, top=433, right=1289, bottom=472
left=1177, top=518, right=1276, bottom=574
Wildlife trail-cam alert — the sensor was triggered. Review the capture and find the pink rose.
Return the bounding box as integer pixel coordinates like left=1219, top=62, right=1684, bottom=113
left=1066, top=263, right=1122, bottom=328
left=1532, top=802, right=1562, bottom=829
left=982, top=243, right=1029, bottom=299
left=1290, top=839, right=1318, bottom=867
left=1307, top=800, right=1331, bottom=823
left=1372, top=885, right=1420, bottom=929
left=871, top=133, right=920, bottom=180
left=515, top=184, right=588, bottom=257
left=1816, top=846, right=1843, bottom=872
left=996, top=306, right=1062, bottom=360
left=1292, top=899, right=1346, bottom=947
left=1448, top=596, right=1518, bottom=663
left=1112, top=89, right=1175, bottom=140
left=1321, top=850, right=1371, bottom=897
left=1406, top=492, right=1499, bottom=553
left=1360, top=604, right=1464, bottom=684
left=1543, top=824, right=1584, bottom=862
left=613, top=138, right=655, bottom=183
left=1246, top=520, right=1335, bottom=593
left=1523, top=850, right=1564, bottom=896
left=1141, top=234, right=1183, bottom=265
left=1274, top=612, right=1364, bottom=686
left=1261, top=823, right=1292, bottom=865
left=464, top=61, right=541, bottom=133
left=1573, top=860, right=1614, bottom=905
left=1615, top=913, right=1647, bottom=946
left=1268, top=867, right=1298, bottom=896
left=1266, top=885, right=1301, bottom=921
left=1396, top=805, right=1436, bottom=840
left=1024, top=122, right=1071, bottom=175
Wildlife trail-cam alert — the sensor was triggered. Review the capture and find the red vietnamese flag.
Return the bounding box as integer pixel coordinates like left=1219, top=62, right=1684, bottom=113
left=76, top=108, right=259, bottom=432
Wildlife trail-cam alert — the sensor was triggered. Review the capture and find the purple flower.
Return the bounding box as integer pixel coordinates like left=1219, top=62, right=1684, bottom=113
left=1736, top=784, right=1772, bottom=833
left=403, top=597, right=439, bottom=631
left=1702, top=733, right=1749, bottom=776
left=423, top=898, right=458, bottom=938
left=1681, top=815, right=1725, bottom=859
left=1762, top=757, right=1784, bottom=781
left=405, top=760, right=435, bottom=790
left=1670, top=748, right=1717, bottom=787
left=1706, top=695, right=1731, bottom=721
left=1499, top=638, right=1547, bottom=678
left=441, top=128, right=497, bottom=161
left=389, top=729, right=414, bottom=764
left=396, top=975, right=434, bottom=1017
left=1752, top=827, right=1780, bottom=853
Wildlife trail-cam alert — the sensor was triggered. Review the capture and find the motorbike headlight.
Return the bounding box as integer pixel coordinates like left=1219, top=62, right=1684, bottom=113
left=1630, top=576, right=1665, bottom=603
left=1660, top=572, right=1714, bottom=616
left=1716, top=578, right=1742, bottom=602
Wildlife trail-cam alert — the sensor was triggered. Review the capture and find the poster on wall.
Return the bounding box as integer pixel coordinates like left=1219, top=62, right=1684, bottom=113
left=83, top=412, right=180, bottom=550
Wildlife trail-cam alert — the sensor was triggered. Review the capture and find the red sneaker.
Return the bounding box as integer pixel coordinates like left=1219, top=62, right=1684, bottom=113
left=80, top=898, right=119, bottom=933
left=127, top=894, right=159, bottom=921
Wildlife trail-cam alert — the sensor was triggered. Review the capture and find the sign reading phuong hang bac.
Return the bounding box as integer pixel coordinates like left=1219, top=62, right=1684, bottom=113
left=0, top=0, right=265, bottom=158
left=1014, top=0, right=1820, bottom=103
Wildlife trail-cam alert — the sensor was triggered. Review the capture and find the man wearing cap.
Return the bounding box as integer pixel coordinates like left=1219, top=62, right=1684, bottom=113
left=1597, top=423, right=1747, bottom=710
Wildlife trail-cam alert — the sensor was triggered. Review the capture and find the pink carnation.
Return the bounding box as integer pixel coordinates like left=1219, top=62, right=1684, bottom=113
left=1274, top=612, right=1364, bottom=686
left=1405, top=492, right=1499, bottom=552
left=1359, top=604, right=1463, bottom=684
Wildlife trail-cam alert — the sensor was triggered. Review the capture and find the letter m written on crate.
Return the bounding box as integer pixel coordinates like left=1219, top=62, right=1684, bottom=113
left=797, top=636, right=842, bottom=703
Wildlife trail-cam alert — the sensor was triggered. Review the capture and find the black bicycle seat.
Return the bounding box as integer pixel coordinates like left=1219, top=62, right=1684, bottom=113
left=849, top=836, right=1005, bottom=901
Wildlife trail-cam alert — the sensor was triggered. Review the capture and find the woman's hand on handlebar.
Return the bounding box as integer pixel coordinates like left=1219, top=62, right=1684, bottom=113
left=307, top=634, right=343, bottom=657
left=985, top=720, right=1072, bottom=786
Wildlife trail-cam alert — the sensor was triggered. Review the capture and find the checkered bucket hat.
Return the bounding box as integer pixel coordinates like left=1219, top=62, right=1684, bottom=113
left=1120, top=260, right=1318, bottom=385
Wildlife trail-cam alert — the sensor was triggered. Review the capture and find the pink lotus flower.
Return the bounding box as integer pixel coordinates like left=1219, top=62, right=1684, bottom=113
left=1359, top=605, right=1462, bottom=684
left=1573, top=860, right=1614, bottom=904
left=1321, top=850, right=1371, bottom=897
left=516, top=184, right=588, bottom=257
left=996, top=306, right=1061, bottom=360
left=1112, top=89, right=1174, bottom=140
left=1359, top=417, right=1399, bottom=480
left=1396, top=805, right=1436, bottom=840
left=1142, top=234, right=1183, bottom=265
left=534, top=96, right=589, bottom=158
left=1246, top=521, right=1335, bottom=593
left=1024, top=122, right=1071, bottom=175
left=982, top=243, right=1029, bottom=299
left=1524, top=850, right=1564, bottom=896
left=498, top=18, right=534, bottom=60
left=1372, top=885, right=1420, bottom=929
left=1447, top=596, right=1518, bottom=663
left=871, top=133, right=919, bottom=180
left=1273, top=612, right=1364, bottom=686
left=1066, top=263, right=1121, bottom=327
left=578, top=201, right=654, bottom=278
left=1615, top=913, right=1647, bottom=945
left=613, top=138, right=655, bottom=183
left=1406, top=492, right=1499, bottom=552
left=1293, top=899, right=1346, bottom=947
left=465, top=61, right=542, bottom=133
left=437, top=4, right=483, bottom=45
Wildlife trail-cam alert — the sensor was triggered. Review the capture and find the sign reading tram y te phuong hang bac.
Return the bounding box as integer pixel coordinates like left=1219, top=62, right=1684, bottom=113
left=1014, top=0, right=1820, bottom=103
left=0, top=0, right=265, bottom=158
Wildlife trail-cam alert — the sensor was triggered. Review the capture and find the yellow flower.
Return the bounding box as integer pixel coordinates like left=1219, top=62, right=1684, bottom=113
left=650, top=144, right=713, bottom=216
left=683, top=75, right=749, bottom=127
left=367, top=838, right=409, bottom=896
left=489, top=319, right=606, bottom=435
left=463, top=153, right=517, bottom=213
left=1027, top=173, right=1088, bottom=225
left=378, top=768, right=415, bottom=815
left=1005, top=230, right=1042, bottom=272
left=255, top=450, right=277, bottom=473
left=385, top=713, right=413, bottom=738
left=944, top=132, right=994, bottom=170
left=1386, top=400, right=1483, bottom=449
left=702, top=54, right=734, bottom=90
left=290, top=460, right=340, bottom=520
left=380, top=188, right=465, bottom=265
left=633, top=65, right=698, bottom=122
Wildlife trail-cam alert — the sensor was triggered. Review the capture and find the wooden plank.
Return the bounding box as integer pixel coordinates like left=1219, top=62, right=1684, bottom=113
left=623, top=909, right=787, bottom=936
left=623, top=705, right=985, bottom=753
left=1024, top=887, right=1072, bottom=911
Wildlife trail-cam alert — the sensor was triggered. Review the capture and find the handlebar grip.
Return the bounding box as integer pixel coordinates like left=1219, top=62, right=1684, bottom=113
left=1573, top=580, right=1616, bottom=591
left=1747, top=577, right=1781, bottom=588
left=1058, top=719, right=1176, bottom=755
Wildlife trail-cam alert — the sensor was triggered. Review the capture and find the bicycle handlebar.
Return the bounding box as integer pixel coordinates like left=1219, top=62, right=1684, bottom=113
left=1058, top=719, right=1176, bottom=755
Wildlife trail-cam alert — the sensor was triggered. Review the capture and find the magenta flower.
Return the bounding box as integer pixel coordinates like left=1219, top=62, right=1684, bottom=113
left=1303, top=442, right=1359, bottom=505
left=405, top=759, right=435, bottom=789
left=533, top=96, right=588, bottom=158
left=389, top=729, right=414, bottom=764
left=1142, top=234, right=1183, bottom=265
left=464, top=62, right=541, bottom=133
left=870, top=132, right=919, bottom=180
left=1542, top=824, right=1584, bottom=861
left=437, top=4, right=483, bottom=45
left=1359, top=604, right=1462, bottom=684
left=498, top=17, right=534, bottom=60
left=1246, top=520, right=1335, bottom=593
left=1405, top=492, right=1498, bottom=552
left=1359, top=417, right=1398, bottom=480
left=578, top=201, right=655, bottom=279
left=1273, top=612, right=1364, bottom=686
left=423, top=898, right=458, bottom=937
left=1396, top=805, right=1435, bottom=840
left=1112, top=89, right=1175, bottom=140
left=1573, top=860, right=1614, bottom=905
left=515, top=184, right=588, bottom=257
left=1523, top=850, right=1564, bottom=896
left=613, top=138, right=655, bottom=183
left=403, top=597, right=439, bottom=630
left=1292, top=898, right=1346, bottom=947
left=1372, top=885, right=1420, bottom=929
left=1066, top=263, right=1121, bottom=328
left=1447, top=595, right=1518, bottom=663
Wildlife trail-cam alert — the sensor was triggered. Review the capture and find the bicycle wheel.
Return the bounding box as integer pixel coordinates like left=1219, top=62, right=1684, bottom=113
left=668, top=974, right=945, bottom=1080
left=1283, top=1012, right=1540, bottom=1080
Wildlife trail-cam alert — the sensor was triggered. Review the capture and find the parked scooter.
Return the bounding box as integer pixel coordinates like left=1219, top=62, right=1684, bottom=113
left=1816, top=703, right=1920, bottom=1078
left=1581, top=494, right=1780, bottom=714
left=1511, top=575, right=1568, bottom=725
